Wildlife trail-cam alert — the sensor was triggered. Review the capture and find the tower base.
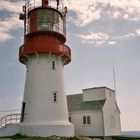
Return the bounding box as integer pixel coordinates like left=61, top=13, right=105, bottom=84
left=20, top=122, right=74, bottom=137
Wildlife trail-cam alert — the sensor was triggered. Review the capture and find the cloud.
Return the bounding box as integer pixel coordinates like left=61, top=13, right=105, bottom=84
left=64, top=0, right=140, bottom=46
left=77, top=31, right=109, bottom=46
left=65, top=0, right=140, bottom=26
left=0, top=0, right=25, bottom=13
left=0, top=14, right=23, bottom=42
left=0, top=0, right=140, bottom=45
left=112, top=11, right=121, bottom=18
left=78, top=32, right=109, bottom=42
left=108, top=41, right=117, bottom=45
left=76, top=29, right=140, bottom=46
left=136, top=28, right=140, bottom=35
left=0, top=0, right=25, bottom=43
left=109, top=0, right=129, bottom=9
left=0, top=33, right=14, bottom=42
left=123, top=14, right=129, bottom=20
left=73, top=8, right=101, bottom=27
left=64, top=0, right=102, bottom=26
left=112, top=33, right=135, bottom=41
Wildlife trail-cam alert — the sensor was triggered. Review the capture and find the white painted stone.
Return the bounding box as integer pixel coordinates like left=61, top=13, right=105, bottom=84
left=0, top=124, right=20, bottom=137
left=21, top=54, right=74, bottom=136
left=20, top=123, right=74, bottom=137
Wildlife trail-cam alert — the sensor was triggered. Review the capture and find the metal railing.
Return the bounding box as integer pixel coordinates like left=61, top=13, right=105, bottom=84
left=0, top=113, right=21, bottom=128
left=26, top=0, right=65, bottom=13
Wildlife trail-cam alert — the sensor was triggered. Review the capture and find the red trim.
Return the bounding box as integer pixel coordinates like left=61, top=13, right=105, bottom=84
left=27, top=9, right=66, bottom=42
left=29, top=10, right=37, bottom=33
left=19, top=34, right=71, bottom=65
left=26, top=31, right=66, bottom=43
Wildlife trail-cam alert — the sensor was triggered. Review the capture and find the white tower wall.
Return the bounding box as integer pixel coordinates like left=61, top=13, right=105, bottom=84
left=20, top=54, right=74, bottom=136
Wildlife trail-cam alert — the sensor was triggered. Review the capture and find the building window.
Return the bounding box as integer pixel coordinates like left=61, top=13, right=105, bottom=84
left=52, top=61, right=56, bottom=70
left=83, top=116, right=86, bottom=124
left=83, top=116, right=91, bottom=124
left=87, top=116, right=91, bottom=124
left=52, top=91, right=57, bottom=102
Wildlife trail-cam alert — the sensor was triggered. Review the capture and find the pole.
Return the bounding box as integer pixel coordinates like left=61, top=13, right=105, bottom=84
left=112, top=62, right=117, bottom=101
left=56, top=0, right=59, bottom=9
left=113, top=64, right=116, bottom=93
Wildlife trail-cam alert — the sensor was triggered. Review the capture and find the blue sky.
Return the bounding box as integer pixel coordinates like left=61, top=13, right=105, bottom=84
left=0, top=0, right=140, bottom=131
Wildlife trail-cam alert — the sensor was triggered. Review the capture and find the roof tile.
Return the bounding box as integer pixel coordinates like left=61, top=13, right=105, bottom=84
left=67, top=94, right=105, bottom=112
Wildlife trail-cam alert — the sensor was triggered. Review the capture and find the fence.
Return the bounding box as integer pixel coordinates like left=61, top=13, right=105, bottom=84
left=0, top=113, right=21, bottom=128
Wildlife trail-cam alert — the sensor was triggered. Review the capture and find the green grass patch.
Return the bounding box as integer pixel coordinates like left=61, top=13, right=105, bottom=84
left=10, top=134, right=80, bottom=140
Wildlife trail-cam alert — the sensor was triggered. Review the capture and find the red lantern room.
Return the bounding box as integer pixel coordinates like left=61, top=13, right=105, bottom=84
left=19, top=0, right=70, bottom=65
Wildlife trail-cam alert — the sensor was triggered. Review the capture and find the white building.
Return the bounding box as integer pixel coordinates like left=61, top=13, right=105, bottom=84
left=0, top=86, right=121, bottom=138
left=67, top=86, right=121, bottom=137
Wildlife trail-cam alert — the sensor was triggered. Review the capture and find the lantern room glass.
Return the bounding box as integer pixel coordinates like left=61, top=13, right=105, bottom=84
left=37, top=9, right=64, bottom=35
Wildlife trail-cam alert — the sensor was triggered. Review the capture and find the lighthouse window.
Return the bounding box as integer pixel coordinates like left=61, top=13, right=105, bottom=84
left=52, top=91, right=57, bottom=102
left=52, top=61, right=56, bottom=70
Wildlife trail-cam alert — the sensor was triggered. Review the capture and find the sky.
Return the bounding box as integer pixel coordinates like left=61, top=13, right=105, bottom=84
left=0, top=0, right=140, bottom=131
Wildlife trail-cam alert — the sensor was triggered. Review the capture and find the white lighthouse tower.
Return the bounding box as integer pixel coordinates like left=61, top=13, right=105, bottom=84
left=19, top=0, right=74, bottom=137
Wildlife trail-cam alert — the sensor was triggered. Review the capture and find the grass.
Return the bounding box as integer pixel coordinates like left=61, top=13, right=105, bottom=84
left=9, top=134, right=81, bottom=140
left=0, top=134, right=140, bottom=140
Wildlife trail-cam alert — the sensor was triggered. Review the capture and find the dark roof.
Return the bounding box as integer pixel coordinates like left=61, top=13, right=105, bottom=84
left=67, top=94, right=105, bottom=112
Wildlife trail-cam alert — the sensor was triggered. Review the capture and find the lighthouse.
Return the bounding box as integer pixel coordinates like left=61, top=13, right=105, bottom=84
left=19, top=0, right=74, bottom=137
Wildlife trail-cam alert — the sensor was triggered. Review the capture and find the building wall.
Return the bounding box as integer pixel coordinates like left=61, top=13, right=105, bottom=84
left=103, top=88, right=121, bottom=136
left=69, top=111, right=104, bottom=136
left=83, top=88, right=106, bottom=101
